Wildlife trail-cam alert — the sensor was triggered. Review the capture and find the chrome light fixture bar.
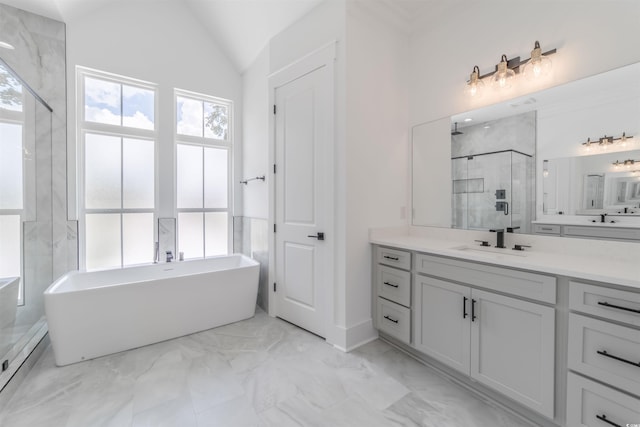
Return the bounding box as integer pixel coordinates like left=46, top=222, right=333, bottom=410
left=465, top=41, right=556, bottom=97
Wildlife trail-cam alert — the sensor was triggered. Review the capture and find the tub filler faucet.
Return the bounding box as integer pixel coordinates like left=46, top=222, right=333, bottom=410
left=166, top=251, right=173, bottom=263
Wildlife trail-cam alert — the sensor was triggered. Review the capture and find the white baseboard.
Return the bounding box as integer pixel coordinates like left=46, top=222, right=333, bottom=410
left=329, top=318, right=378, bottom=352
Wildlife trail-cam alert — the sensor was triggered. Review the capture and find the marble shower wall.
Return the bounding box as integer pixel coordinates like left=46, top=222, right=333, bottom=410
left=0, top=4, right=71, bottom=278
left=234, top=217, right=269, bottom=312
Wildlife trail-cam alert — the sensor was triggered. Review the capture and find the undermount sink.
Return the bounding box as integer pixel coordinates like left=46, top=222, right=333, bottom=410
left=451, top=244, right=528, bottom=258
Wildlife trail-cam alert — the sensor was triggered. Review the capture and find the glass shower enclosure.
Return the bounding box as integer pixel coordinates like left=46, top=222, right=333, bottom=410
left=0, top=58, right=53, bottom=382
left=452, top=150, right=534, bottom=233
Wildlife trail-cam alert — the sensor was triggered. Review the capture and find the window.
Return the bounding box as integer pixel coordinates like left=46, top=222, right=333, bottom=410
left=175, top=90, right=232, bottom=259
left=0, top=62, right=24, bottom=302
left=79, top=68, right=157, bottom=270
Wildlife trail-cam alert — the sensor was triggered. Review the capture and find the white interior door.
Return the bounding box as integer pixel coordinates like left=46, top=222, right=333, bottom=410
left=273, top=59, right=332, bottom=338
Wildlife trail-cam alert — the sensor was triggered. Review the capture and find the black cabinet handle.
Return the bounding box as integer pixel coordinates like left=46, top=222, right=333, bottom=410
left=596, top=414, right=621, bottom=427
left=471, top=299, right=477, bottom=322
left=383, top=255, right=399, bottom=261
left=383, top=281, right=399, bottom=288
left=597, top=350, right=640, bottom=368
left=598, top=301, right=640, bottom=314
left=383, top=315, right=398, bottom=324
left=463, top=296, right=468, bottom=319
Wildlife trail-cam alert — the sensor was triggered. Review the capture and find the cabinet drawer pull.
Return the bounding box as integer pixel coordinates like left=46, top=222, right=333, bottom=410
left=383, top=255, right=399, bottom=261
left=383, top=315, right=399, bottom=324
left=383, top=281, right=399, bottom=288
left=463, top=296, right=468, bottom=319
left=471, top=299, right=477, bottom=322
left=598, top=301, right=640, bottom=314
left=596, top=414, right=621, bottom=427
left=596, top=350, right=640, bottom=368
left=540, top=227, right=553, bottom=231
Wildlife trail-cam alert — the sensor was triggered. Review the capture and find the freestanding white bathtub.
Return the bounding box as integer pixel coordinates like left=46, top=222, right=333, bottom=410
left=44, top=255, right=259, bottom=366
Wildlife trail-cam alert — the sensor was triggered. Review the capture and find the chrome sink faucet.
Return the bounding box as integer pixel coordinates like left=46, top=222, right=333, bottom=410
left=489, top=229, right=506, bottom=248
left=166, top=251, right=173, bottom=263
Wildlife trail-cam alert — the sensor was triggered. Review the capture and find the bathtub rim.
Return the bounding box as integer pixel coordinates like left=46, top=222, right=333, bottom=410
left=45, top=253, right=259, bottom=295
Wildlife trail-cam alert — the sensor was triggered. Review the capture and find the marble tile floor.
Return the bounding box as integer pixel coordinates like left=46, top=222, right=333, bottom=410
left=0, top=308, right=535, bottom=427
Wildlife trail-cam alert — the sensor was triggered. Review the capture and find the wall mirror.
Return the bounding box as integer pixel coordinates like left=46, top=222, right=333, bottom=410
left=543, top=150, right=640, bottom=216
left=412, top=61, right=640, bottom=235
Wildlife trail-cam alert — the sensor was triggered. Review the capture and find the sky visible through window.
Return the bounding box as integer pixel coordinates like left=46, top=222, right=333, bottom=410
left=0, top=63, right=23, bottom=112
left=84, top=77, right=154, bottom=130
left=176, top=96, right=228, bottom=140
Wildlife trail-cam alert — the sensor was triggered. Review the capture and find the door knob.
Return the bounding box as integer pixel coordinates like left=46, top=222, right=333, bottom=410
left=307, top=232, right=325, bottom=241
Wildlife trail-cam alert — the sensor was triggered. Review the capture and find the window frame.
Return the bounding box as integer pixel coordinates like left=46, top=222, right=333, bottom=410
left=174, top=88, right=233, bottom=258
left=77, top=67, right=159, bottom=270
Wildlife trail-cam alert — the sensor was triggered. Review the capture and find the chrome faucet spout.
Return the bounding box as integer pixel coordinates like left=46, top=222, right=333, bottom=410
left=166, top=251, right=173, bottom=263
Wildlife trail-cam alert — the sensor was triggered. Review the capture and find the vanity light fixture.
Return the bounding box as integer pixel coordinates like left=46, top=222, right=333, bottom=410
left=612, top=159, right=639, bottom=169
left=464, top=41, right=557, bottom=97
left=581, top=133, right=633, bottom=152
left=521, top=41, right=552, bottom=80
left=464, top=65, right=484, bottom=98
left=542, top=160, right=549, bottom=178
left=492, top=55, right=516, bottom=89
left=618, top=132, right=631, bottom=148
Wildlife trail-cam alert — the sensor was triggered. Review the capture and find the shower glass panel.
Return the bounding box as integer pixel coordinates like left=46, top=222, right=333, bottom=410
left=452, top=150, right=533, bottom=233
left=0, top=59, right=53, bottom=372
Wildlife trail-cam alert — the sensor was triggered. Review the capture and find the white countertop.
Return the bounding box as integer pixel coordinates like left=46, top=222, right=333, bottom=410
left=370, top=228, right=640, bottom=290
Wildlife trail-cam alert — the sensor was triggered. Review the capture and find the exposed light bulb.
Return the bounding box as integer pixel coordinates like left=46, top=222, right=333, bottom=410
left=492, top=55, right=515, bottom=89
left=522, top=41, right=551, bottom=80
left=619, top=132, right=628, bottom=148
left=464, top=65, right=484, bottom=98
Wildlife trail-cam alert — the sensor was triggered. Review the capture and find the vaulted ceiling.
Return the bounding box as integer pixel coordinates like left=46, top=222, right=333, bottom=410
left=1, top=0, right=435, bottom=72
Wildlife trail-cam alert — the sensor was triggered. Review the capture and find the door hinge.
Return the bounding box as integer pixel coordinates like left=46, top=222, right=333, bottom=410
left=273, top=105, right=277, bottom=114
left=273, top=224, right=276, bottom=233
left=273, top=164, right=276, bottom=174
left=273, top=282, right=277, bottom=292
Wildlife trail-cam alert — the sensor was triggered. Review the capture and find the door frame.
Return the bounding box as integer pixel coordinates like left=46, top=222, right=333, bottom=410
left=268, top=42, right=336, bottom=339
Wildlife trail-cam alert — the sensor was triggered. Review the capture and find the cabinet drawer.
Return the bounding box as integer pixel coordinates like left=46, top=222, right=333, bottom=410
left=564, top=225, right=640, bottom=241
left=376, top=246, right=411, bottom=270
left=568, top=313, right=640, bottom=396
left=570, top=281, right=640, bottom=327
left=567, top=372, right=640, bottom=427
left=377, top=265, right=410, bottom=307
left=377, top=298, right=410, bottom=344
left=533, top=224, right=561, bottom=235
left=415, top=253, right=556, bottom=304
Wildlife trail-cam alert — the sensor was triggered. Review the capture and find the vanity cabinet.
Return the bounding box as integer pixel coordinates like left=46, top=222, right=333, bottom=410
left=412, top=255, right=556, bottom=418
left=533, top=223, right=640, bottom=241
left=566, top=281, right=640, bottom=426
left=374, top=247, right=411, bottom=344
